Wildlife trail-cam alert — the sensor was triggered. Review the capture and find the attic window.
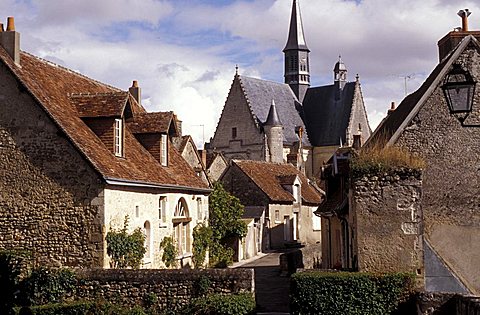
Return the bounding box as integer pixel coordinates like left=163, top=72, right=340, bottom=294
left=232, top=127, right=237, bottom=139
left=114, top=119, right=123, bottom=157
left=161, top=134, right=168, bottom=166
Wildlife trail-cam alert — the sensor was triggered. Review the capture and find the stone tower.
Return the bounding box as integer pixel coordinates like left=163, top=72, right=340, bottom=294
left=264, top=100, right=284, bottom=163
left=283, top=0, right=310, bottom=102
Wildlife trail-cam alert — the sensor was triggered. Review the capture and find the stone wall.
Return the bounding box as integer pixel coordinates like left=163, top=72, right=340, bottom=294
left=74, top=268, right=254, bottom=310
left=0, top=62, right=104, bottom=268
left=395, top=45, right=480, bottom=294
left=351, top=169, right=423, bottom=276
left=417, top=292, right=480, bottom=315
left=211, top=76, right=265, bottom=160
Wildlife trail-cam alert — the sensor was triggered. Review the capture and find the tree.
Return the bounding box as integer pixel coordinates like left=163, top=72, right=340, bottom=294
left=106, top=216, right=146, bottom=269
left=208, top=182, right=247, bottom=267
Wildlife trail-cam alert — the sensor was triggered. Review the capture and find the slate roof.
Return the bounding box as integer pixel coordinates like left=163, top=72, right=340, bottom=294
left=127, top=112, right=174, bottom=134
left=0, top=49, right=209, bottom=191
left=283, top=0, right=309, bottom=52
left=367, top=35, right=474, bottom=146
left=243, top=206, right=265, bottom=219
left=302, top=82, right=356, bottom=146
left=233, top=160, right=322, bottom=205
left=239, top=75, right=310, bottom=146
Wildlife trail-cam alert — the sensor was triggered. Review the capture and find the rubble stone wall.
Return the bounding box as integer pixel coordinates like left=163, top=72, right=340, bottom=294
left=75, top=268, right=254, bottom=309
left=0, top=62, right=104, bottom=268
left=351, top=170, right=423, bottom=275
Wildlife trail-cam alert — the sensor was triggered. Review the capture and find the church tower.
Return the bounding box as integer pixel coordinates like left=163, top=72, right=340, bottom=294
left=284, top=0, right=310, bottom=102
left=334, top=56, right=347, bottom=90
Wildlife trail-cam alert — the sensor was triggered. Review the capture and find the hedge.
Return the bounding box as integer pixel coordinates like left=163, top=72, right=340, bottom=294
left=182, top=293, right=256, bottom=315
left=15, top=301, right=148, bottom=315
left=290, top=271, right=415, bottom=315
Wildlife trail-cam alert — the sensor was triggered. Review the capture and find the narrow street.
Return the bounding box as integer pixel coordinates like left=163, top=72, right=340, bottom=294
left=235, top=252, right=291, bottom=314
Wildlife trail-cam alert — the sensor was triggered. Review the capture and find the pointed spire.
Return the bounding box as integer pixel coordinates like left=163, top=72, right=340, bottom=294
left=265, top=100, right=282, bottom=127
left=283, top=0, right=309, bottom=52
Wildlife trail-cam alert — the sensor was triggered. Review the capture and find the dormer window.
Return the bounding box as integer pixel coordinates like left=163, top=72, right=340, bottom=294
left=114, top=119, right=123, bottom=157
left=160, top=134, right=168, bottom=166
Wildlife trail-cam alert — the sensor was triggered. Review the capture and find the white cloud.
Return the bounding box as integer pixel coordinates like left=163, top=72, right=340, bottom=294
left=2, top=0, right=480, bottom=147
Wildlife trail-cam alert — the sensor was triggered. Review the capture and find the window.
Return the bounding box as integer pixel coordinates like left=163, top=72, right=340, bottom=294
left=159, top=196, right=167, bottom=226
left=114, top=119, right=123, bottom=157
left=173, top=198, right=191, bottom=255
left=274, top=210, right=280, bottom=223
left=144, top=221, right=151, bottom=259
left=197, top=198, right=203, bottom=221
left=232, top=127, right=237, bottom=139
left=135, top=205, right=139, bottom=218
left=161, top=134, right=168, bottom=166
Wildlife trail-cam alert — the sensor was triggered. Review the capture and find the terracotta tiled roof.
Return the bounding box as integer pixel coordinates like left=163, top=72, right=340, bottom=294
left=233, top=160, right=322, bottom=205
left=71, top=92, right=128, bottom=117
left=127, top=112, right=173, bottom=134
left=0, top=49, right=208, bottom=191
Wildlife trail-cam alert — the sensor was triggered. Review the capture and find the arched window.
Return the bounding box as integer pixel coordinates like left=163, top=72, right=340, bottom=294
left=173, top=198, right=191, bottom=255
left=144, top=221, right=151, bottom=259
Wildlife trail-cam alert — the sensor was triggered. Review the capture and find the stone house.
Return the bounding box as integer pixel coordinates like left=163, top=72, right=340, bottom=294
left=221, top=160, right=322, bottom=251
left=173, top=135, right=210, bottom=186
left=317, top=147, right=423, bottom=277
left=0, top=18, right=210, bottom=269
left=319, top=13, right=480, bottom=295
left=208, top=0, right=371, bottom=179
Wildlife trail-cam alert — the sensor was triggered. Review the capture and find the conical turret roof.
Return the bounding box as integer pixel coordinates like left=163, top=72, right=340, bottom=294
left=265, top=100, right=282, bottom=127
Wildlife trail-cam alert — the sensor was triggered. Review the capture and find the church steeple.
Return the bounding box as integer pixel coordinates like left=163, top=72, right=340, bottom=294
left=284, top=0, right=310, bottom=102
left=334, top=56, right=347, bottom=90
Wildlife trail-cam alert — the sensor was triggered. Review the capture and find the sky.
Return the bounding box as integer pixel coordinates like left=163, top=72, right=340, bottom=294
left=1, top=0, right=479, bottom=148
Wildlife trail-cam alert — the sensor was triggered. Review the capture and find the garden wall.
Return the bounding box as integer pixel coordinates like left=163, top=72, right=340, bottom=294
left=74, top=268, right=254, bottom=310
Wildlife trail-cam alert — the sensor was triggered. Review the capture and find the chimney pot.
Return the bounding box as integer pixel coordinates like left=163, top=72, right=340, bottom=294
left=6, top=17, right=15, bottom=31
left=457, top=9, right=471, bottom=32
left=388, top=101, right=396, bottom=115
left=132, top=80, right=138, bottom=88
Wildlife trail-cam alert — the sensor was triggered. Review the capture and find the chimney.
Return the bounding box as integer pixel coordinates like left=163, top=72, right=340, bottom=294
left=0, top=17, right=20, bottom=65
left=200, top=149, right=207, bottom=168
left=388, top=102, right=396, bottom=115
left=129, top=80, right=141, bottom=105
left=438, top=9, right=480, bottom=61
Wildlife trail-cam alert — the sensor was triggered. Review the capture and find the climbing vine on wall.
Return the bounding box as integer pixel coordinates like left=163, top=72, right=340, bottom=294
left=192, top=223, right=213, bottom=268
left=106, top=216, right=146, bottom=269
left=160, top=236, right=178, bottom=268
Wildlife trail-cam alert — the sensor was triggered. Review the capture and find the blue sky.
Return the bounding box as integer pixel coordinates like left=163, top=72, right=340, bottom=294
left=1, top=0, right=480, bottom=147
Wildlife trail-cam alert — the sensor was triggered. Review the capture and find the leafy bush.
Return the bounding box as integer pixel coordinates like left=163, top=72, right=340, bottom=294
left=106, top=216, right=146, bottom=269
left=0, top=250, right=30, bottom=314
left=351, top=139, right=425, bottom=178
left=19, top=267, right=76, bottom=306
left=159, top=236, right=177, bottom=268
left=290, top=271, right=415, bottom=315
left=192, top=224, right=212, bottom=268
left=183, top=293, right=256, bottom=315
left=194, top=275, right=212, bottom=297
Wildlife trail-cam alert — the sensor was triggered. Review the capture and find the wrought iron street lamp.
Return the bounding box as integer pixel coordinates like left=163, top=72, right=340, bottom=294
left=442, top=64, right=478, bottom=126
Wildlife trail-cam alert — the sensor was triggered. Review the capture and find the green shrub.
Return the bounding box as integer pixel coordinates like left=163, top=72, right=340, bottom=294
left=290, top=271, right=415, bottom=315
left=183, top=293, right=256, bottom=315
left=0, top=250, right=29, bottom=314
left=19, top=267, right=76, bottom=306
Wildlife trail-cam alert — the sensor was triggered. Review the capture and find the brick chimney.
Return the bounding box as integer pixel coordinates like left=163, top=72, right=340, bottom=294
left=0, top=17, right=20, bottom=65
left=129, top=80, right=141, bottom=105
left=438, top=9, right=480, bottom=61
